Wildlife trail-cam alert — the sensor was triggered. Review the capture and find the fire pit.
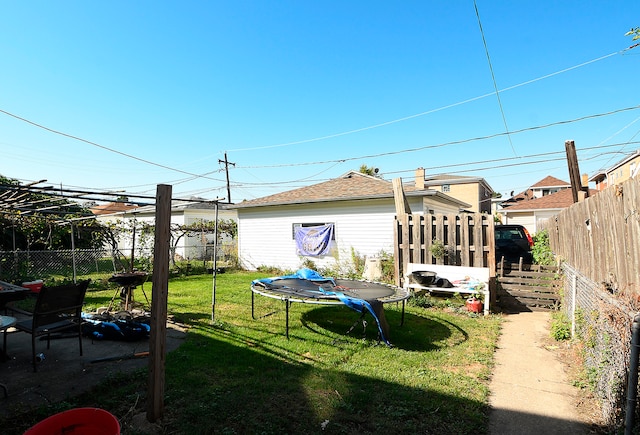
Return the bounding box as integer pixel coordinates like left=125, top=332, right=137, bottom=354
left=108, top=272, right=149, bottom=311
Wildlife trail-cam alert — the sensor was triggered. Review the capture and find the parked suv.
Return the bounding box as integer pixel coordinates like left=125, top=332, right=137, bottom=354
left=495, top=224, right=534, bottom=263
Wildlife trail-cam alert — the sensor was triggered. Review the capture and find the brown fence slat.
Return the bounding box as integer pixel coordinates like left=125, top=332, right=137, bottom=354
left=497, top=261, right=561, bottom=311
left=543, top=177, right=640, bottom=294
left=498, top=277, right=562, bottom=287
left=395, top=212, right=494, bottom=287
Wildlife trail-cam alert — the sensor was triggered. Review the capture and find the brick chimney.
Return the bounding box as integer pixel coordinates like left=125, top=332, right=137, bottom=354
left=415, top=168, right=425, bottom=190
left=581, top=173, right=588, bottom=188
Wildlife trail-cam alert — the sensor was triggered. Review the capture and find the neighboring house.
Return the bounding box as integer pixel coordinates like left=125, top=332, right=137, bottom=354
left=500, top=186, right=597, bottom=235
left=589, top=149, right=640, bottom=192
left=92, top=199, right=236, bottom=261
left=500, top=176, right=571, bottom=207
left=416, top=170, right=495, bottom=213
left=498, top=176, right=572, bottom=234
left=231, top=170, right=471, bottom=271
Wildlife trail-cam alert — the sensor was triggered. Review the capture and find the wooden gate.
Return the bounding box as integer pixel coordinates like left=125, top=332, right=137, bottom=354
left=393, top=212, right=495, bottom=287
left=496, top=262, right=561, bottom=311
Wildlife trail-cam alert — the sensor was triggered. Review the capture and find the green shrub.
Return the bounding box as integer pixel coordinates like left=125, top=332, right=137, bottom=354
left=409, top=294, right=435, bottom=308
left=532, top=230, right=555, bottom=265
left=550, top=311, right=571, bottom=341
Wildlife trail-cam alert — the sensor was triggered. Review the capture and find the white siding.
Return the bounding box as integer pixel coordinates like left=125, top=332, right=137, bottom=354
left=95, top=207, right=237, bottom=260
left=181, top=209, right=236, bottom=259
left=502, top=212, right=535, bottom=235
left=502, top=210, right=561, bottom=235
left=421, top=197, right=464, bottom=214
left=533, top=210, right=560, bottom=235
left=237, top=199, right=397, bottom=271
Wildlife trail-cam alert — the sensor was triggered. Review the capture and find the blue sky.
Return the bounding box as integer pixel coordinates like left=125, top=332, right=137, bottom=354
left=1, top=1, right=639, bottom=203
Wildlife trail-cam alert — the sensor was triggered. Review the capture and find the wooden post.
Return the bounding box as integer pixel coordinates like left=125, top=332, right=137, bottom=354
left=393, top=178, right=411, bottom=284
left=565, top=140, right=588, bottom=202
left=147, top=184, right=172, bottom=422
left=392, top=178, right=411, bottom=215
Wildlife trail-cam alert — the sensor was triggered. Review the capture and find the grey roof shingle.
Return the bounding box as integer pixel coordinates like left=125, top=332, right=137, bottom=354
left=502, top=187, right=598, bottom=211
left=232, top=171, right=469, bottom=209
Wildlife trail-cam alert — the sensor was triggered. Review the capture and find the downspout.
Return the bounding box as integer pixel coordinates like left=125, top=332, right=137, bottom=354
left=625, top=314, right=640, bottom=435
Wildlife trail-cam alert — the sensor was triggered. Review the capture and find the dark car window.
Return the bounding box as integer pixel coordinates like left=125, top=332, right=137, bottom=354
left=496, top=228, right=525, bottom=240
left=495, top=225, right=533, bottom=263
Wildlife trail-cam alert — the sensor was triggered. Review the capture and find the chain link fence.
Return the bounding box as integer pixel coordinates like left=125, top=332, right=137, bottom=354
left=0, top=241, right=237, bottom=283
left=0, top=249, right=122, bottom=282
left=562, top=262, right=636, bottom=428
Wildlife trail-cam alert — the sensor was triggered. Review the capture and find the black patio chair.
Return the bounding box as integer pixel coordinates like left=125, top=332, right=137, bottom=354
left=5, top=280, right=90, bottom=372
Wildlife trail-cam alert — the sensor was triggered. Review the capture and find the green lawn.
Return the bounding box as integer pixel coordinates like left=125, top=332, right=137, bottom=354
left=3, top=271, right=502, bottom=434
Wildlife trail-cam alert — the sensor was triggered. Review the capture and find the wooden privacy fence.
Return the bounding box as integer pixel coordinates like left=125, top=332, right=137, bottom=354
left=543, top=177, right=640, bottom=294
left=393, top=212, right=495, bottom=287
left=496, top=262, right=561, bottom=311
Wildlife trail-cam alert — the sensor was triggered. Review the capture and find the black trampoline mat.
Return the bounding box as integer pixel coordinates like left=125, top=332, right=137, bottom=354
left=254, top=278, right=396, bottom=300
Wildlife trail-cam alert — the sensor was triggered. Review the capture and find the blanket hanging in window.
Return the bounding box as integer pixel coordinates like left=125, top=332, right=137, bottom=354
left=295, top=224, right=334, bottom=256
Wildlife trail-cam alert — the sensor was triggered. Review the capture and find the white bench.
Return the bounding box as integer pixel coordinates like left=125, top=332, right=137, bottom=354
left=404, top=263, right=490, bottom=315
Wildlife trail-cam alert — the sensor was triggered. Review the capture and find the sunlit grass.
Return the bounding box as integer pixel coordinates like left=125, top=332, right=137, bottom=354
left=2, top=271, right=502, bottom=434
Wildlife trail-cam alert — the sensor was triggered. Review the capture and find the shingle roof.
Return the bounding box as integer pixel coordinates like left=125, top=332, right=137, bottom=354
left=232, top=171, right=468, bottom=209
left=502, top=176, right=571, bottom=204
left=501, top=188, right=597, bottom=211
left=530, top=175, right=570, bottom=188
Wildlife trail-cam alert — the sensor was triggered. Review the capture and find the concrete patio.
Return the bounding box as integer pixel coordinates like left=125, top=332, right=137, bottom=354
left=0, top=311, right=187, bottom=418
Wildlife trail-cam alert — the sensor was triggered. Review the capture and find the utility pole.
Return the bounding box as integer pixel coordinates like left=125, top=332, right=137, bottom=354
left=218, top=152, right=235, bottom=203
left=565, top=140, right=589, bottom=203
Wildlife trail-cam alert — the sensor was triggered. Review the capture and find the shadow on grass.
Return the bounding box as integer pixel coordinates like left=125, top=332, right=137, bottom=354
left=0, top=305, right=599, bottom=435
left=299, top=305, right=469, bottom=352
left=158, top=315, right=592, bottom=435
left=163, top=325, right=486, bottom=434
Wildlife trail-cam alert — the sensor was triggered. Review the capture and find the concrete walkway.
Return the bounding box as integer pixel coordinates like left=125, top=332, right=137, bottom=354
left=489, top=311, right=591, bottom=434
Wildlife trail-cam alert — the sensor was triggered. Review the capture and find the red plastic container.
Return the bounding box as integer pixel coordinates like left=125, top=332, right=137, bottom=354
left=22, top=280, right=44, bottom=293
left=465, top=297, right=483, bottom=314
left=23, top=407, right=120, bottom=435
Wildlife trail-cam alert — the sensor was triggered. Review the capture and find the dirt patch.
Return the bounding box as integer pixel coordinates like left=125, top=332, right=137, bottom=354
left=542, top=335, right=607, bottom=432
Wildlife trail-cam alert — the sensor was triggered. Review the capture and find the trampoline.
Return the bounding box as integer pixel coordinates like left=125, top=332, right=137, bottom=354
left=251, top=269, right=410, bottom=345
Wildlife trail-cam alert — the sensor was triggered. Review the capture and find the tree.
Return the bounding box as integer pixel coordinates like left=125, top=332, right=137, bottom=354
left=0, top=175, right=104, bottom=251
left=359, top=164, right=381, bottom=177
left=626, top=27, right=640, bottom=41
left=99, top=217, right=155, bottom=271
left=169, top=218, right=237, bottom=265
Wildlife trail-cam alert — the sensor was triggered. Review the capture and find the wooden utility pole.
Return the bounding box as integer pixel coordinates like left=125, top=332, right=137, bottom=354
left=565, top=140, right=588, bottom=203
left=147, top=184, right=172, bottom=423
left=392, top=178, right=412, bottom=216
left=219, top=152, right=235, bottom=203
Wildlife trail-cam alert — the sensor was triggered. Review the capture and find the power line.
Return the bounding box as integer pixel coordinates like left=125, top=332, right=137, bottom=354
left=236, top=105, right=640, bottom=170
left=225, top=49, right=624, bottom=153
left=473, top=0, right=517, bottom=157
left=0, top=108, right=223, bottom=182
left=228, top=141, right=640, bottom=188
left=391, top=142, right=640, bottom=175
left=1, top=46, right=632, bottom=187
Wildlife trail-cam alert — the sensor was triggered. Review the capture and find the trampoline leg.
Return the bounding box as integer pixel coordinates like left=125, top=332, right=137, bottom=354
left=285, top=299, right=289, bottom=339
left=400, top=300, right=406, bottom=326
left=251, top=291, right=256, bottom=320
left=344, top=312, right=367, bottom=338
